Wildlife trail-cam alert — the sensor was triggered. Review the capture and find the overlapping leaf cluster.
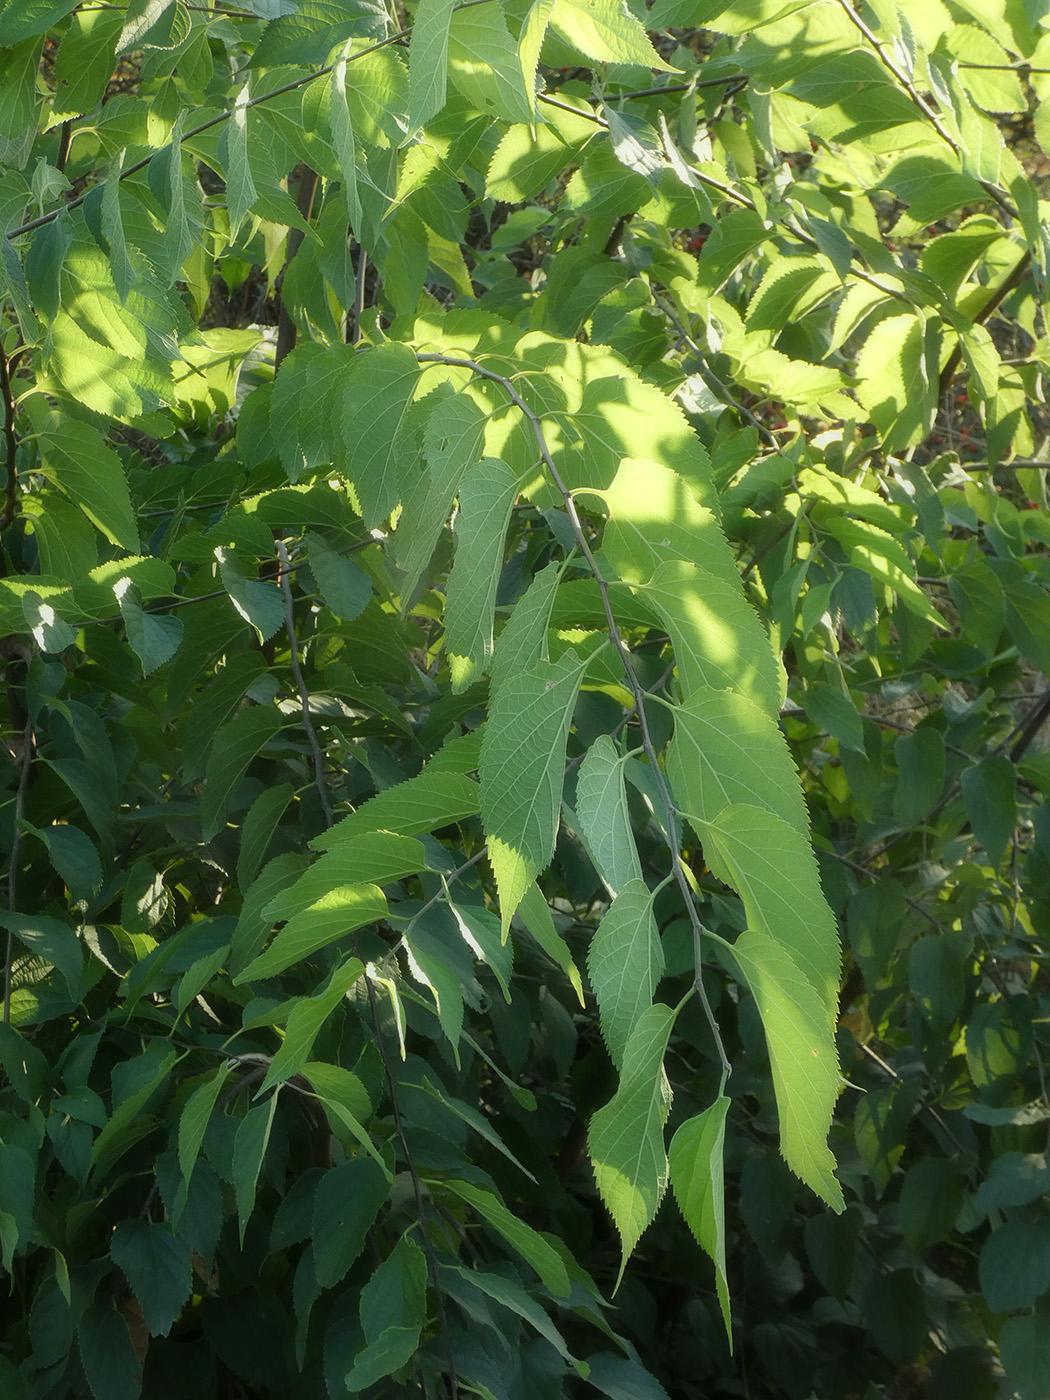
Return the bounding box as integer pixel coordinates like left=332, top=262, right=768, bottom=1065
left=1, top=0, right=1050, bottom=1397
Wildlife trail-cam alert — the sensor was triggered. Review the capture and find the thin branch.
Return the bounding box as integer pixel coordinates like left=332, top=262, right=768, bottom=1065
left=937, top=251, right=1032, bottom=398
left=0, top=341, right=21, bottom=538
left=274, top=539, right=333, bottom=827
left=4, top=706, right=35, bottom=1025
left=833, top=0, right=1016, bottom=217
left=417, top=350, right=732, bottom=1077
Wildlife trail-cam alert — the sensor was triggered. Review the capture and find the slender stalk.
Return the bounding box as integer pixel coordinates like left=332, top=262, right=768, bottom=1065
left=4, top=708, right=35, bottom=1024
left=0, top=341, right=21, bottom=539
left=274, top=539, right=332, bottom=826
left=416, top=350, right=732, bottom=1076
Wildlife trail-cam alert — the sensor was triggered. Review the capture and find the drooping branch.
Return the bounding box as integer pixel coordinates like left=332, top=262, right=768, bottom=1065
left=416, top=350, right=732, bottom=1076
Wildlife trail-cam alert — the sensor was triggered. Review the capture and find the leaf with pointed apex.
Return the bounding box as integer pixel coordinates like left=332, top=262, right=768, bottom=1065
left=587, top=879, right=663, bottom=1072
left=201, top=705, right=285, bottom=842
left=589, top=1002, right=677, bottom=1288
left=407, top=0, right=455, bottom=133
left=732, top=928, right=844, bottom=1209
left=669, top=1097, right=732, bottom=1345
left=178, top=1067, right=232, bottom=1193
left=518, top=0, right=554, bottom=122
left=115, top=580, right=183, bottom=675
left=266, top=834, right=425, bottom=921
left=576, top=735, right=643, bottom=896
left=702, top=803, right=840, bottom=1021
left=667, top=687, right=808, bottom=833
left=445, top=457, right=519, bottom=691
left=312, top=1159, right=389, bottom=1289
left=77, top=1299, right=141, bottom=1400
left=260, top=959, right=364, bottom=1090
left=447, top=5, right=533, bottom=125
left=339, top=342, right=420, bottom=528
left=110, top=1221, right=192, bottom=1338
left=397, top=385, right=488, bottom=602
left=448, top=1181, right=571, bottom=1296
left=236, top=886, right=386, bottom=981
left=481, top=651, right=588, bottom=931
left=233, top=1096, right=278, bottom=1241
left=551, top=0, right=679, bottom=71
left=305, top=534, right=371, bottom=622
left=314, top=768, right=479, bottom=850
left=516, top=881, right=585, bottom=1003
left=38, top=415, right=138, bottom=552
left=216, top=548, right=285, bottom=643
left=224, top=86, right=256, bottom=241
left=329, top=58, right=363, bottom=232
left=639, top=560, right=781, bottom=714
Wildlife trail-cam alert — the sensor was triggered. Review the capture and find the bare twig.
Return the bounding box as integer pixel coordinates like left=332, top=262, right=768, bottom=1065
left=416, top=350, right=732, bottom=1076
left=274, top=538, right=333, bottom=827
left=4, top=706, right=35, bottom=1025
left=0, top=342, right=22, bottom=541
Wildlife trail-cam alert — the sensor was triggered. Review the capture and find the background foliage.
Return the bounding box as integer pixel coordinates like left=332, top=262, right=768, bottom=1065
left=2, top=1, right=1050, bottom=1397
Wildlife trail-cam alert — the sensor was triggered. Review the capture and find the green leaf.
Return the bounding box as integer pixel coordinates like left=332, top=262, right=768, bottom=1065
left=110, top=1220, right=192, bottom=1337
left=823, top=517, right=945, bottom=626
left=90, top=1043, right=178, bottom=1182
left=216, top=547, right=286, bottom=644
left=397, top=385, right=488, bottom=602
left=854, top=311, right=940, bottom=453
left=260, top=958, right=364, bottom=1090
left=909, top=930, right=971, bottom=1033
left=481, top=651, right=588, bottom=932
left=1000, top=1314, right=1050, bottom=1400
left=77, top=1299, right=141, bottom=1400
left=448, top=1180, right=571, bottom=1297
left=587, top=879, right=663, bottom=1072
left=201, top=704, right=285, bottom=842
left=516, top=880, right=585, bottom=1005
left=224, top=85, right=256, bottom=241
left=346, top=1327, right=419, bottom=1393
left=731, top=927, right=844, bottom=1208
left=0, top=911, right=83, bottom=990
left=38, top=414, right=139, bottom=552
left=576, top=734, right=643, bottom=895
left=360, top=1234, right=427, bottom=1342
left=669, top=1096, right=732, bottom=1346
left=589, top=1001, right=677, bottom=1288
left=314, top=767, right=480, bottom=850
left=25, top=821, right=101, bottom=902
left=979, top=1220, right=1050, bottom=1313
left=489, top=560, right=560, bottom=697
left=338, top=342, right=421, bottom=528
left=237, top=783, right=296, bottom=890
left=21, top=591, right=76, bottom=654
left=0, top=0, right=78, bottom=42
left=312, top=1158, right=389, bottom=1288
left=445, top=457, right=519, bottom=691
left=329, top=57, right=363, bottom=233
left=448, top=5, right=532, bottom=124
left=975, top=1153, right=1050, bottom=1213
left=233, top=1095, right=278, bottom=1242
left=115, top=578, right=183, bottom=674
left=305, top=533, right=371, bottom=621
left=266, top=833, right=425, bottom=921
left=407, top=0, right=455, bottom=133
left=236, top=885, right=386, bottom=981
left=551, top=0, right=678, bottom=71
left=449, top=1267, right=577, bottom=1362
left=668, top=687, right=808, bottom=834
left=961, top=755, right=1017, bottom=866
left=24, top=210, right=72, bottom=322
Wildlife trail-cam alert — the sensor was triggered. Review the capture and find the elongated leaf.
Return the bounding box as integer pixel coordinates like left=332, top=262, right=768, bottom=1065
left=38, top=415, right=138, bottom=552
left=77, top=1299, right=141, bottom=1400
left=516, top=880, right=585, bottom=1004
left=407, top=0, right=455, bottom=132
left=115, top=578, right=183, bottom=674
left=448, top=1180, right=571, bottom=1296
left=447, top=5, right=533, bottom=124
left=329, top=57, right=363, bottom=232
left=110, top=1221, right=192, bottom=1338
left=481, top=651, right=587, bottom=931
left=236, top=886, right=386, bottom=981
left=449, top=1266, right=576, bottom=1361
left=0, top=911, right=83, bottom=990
left=216, top=547, right=286, bottom=643
left=312, top=1159, right=389, bottom=1288
left=338, top=343, right=421, bottom=528
left=667, top=687, right=808, bottom=833
left=669, top=1097, right=732, bottom=1345
left=961, top=756, right=1017, bottom=867
left=314, top=768, right=479, bottom=850
left=233, top=1095, right=278, bottom=1241
left=201, top=705, right=285, bottom=842
left=178, top=1066, right=233, bottom=1195
left=589, top=1002, right=677, bottom=1288
left=576, top=735, right=643, bottom=896
left=587, top=879, right=663, bottom=1072
left=225, top=85, right=256, bottom=240
left=260, top=958, right=364, bottom=1090
left=490, top=561, right=560, bottom=696
left=305, top=534, right=371, bottom=622
left=639, top=560, right=781, bottom=714
left=445, top=457, right=519, bottom=691
left=702, top=803, right=840, bottom=1020
left=551, top=0, right=678, bottom=70
left=265, top=833, right=425, bottom=921
left=397, top=386, right=488, bottom=602
left=518, top=0, right=554, bottom=122
left=732, top=928, right=843, bottom=1208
